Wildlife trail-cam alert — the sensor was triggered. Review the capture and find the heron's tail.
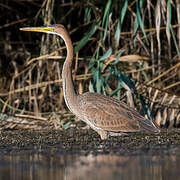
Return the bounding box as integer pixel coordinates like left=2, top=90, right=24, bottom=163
left=138, top=119, right=160, bottom=134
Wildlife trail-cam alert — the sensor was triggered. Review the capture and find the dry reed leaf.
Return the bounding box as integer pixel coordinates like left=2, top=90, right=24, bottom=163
left=32, top=93, right=40, bottom=116
left=176, top=112, right=180, bottom=126
left=176, top=0, right=180, bottom=49
left=168, top=109, right=175, bottom=128
left=166, top=0, right=171, bottom=58
left=150, top=89, right=159, bottom=110
left=163, top=81, right=180, bottom=91
left=126, top=91, right=134, bottom=108
left=58, top=87, right=64, bottom=109
left=26, top=53, right=63, bottom=66
left=102, top=54, right=150, bottom=72
left=161, top=108, right=167, bottom=126
left=14, top=113, right=47, bottom=121
left=168, top=95, right=176, bottom=105
left=0, top=79, right=62, bottom=97
left=155, top=0, right=161, bottom=54
left=148, top=62, right=180, bottom=85
left=161, top=93, right=168, bottom=105
left=2, top=98, right=10, bottom=113
left=78, top=82, right=83, bottom=94
left=74, top=52, right=79, bottom=80
left=0, top=73, right=94, bottom=97
left=0, top=115, right=57, bottom=130
left=148, top=87, right=152, bottom=95
left=154, top=110, right=162, bottom=126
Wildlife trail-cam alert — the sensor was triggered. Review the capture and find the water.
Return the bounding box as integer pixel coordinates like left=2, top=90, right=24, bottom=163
left=0, top=148, right=180, bottom=180
left=0, top=129, right=180, bottom=180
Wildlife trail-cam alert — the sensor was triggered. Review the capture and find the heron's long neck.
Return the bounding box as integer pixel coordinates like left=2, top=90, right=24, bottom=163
left=61, top=32, right=77, bottom=112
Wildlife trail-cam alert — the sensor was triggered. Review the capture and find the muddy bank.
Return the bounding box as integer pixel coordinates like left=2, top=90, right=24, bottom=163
left=0, top=128, right=180, bottom=155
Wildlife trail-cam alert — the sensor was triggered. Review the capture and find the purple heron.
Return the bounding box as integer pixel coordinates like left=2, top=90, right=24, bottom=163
left=20, top=24, right=160, bottom=140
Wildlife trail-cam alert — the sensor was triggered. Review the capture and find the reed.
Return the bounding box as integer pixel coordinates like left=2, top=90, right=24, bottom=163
left=0, top=0, right=179, bottom=129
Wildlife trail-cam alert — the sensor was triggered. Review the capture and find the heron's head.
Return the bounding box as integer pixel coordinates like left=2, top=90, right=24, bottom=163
left=20, top=24, right=72, bottom=56
left=20, top=24, right=67, bottom=36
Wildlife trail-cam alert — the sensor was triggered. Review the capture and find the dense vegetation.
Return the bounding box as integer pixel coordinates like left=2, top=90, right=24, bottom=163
left=0, top=0, right=180, bottom=129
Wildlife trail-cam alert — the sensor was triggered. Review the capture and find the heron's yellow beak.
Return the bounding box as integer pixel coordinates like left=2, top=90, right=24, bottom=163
left=20, top=25, right=54, bottom=33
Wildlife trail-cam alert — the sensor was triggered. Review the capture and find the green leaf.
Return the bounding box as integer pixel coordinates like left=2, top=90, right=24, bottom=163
left=96, top=44, right=101, bottom=60
left=102, top=0, right=112, bottom=26
left=84, top=6, right=92, bottom=23
left=99, top=48, right=112, bottom=61
left=115, top=1, right=128, bottom=46
left=117, top=79, right=121, bottom=100
left=115, top=21, right=120, bottom=43
left=62, top=121, right=71, bottom=130
left=167, top=0, right=171, bottom=33
left=88, top=58, right=96, bottom=70
left=102, top=0, right=112, bottom=41
left=103, top=17, right=109, bottom=41
left=53, top=112, right=61, bottom=121
left=105, top=70, right=112, bottom=82
left=120, top=0, right=128, bottom=24
left=89, top=80, right=95, bottom=92
left=119, top=73, right=137, bottom=94
left=110, top=87, right=121, bottom=97
left=136, top=0, right=148, bottom=44
left=133, top=16, right=139, bottom=43
left=112, top=49, right=125, bottom=65
left=74, top=20, right=101, bottom=53
left=96, top=66, right=101, bottom=93
left=0, top=113, right=7, bottom=121
left=136, top=63, right=149, bottom=82
left=139, top=95, right=151, bottom=120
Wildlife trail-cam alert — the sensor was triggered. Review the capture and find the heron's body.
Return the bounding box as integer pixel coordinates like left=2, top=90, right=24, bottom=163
left=20, top=24, right=160, bottom=140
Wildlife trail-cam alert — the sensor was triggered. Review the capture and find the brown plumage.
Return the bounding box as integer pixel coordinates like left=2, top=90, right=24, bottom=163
left=20, top=24, right=160, bottom=140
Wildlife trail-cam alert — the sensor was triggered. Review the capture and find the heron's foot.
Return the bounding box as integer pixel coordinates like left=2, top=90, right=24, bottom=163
left=98, top=130, right=108, bottom=140
left=97, top=131, right=127, bottom=140
left=108, top=132, right=128, bottom=137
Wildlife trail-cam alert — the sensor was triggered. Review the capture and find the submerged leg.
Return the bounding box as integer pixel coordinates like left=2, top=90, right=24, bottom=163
left=98, top=130, right=108, bottom=140
left=108, top=132, right=128, bottom=137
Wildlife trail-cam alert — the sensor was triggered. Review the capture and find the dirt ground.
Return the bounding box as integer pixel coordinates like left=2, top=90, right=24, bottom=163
left=0, top=128, right=179, bottom=155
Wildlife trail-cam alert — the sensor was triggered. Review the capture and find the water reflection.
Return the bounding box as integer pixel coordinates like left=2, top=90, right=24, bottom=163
left=0, top=149, right=180, bottom=180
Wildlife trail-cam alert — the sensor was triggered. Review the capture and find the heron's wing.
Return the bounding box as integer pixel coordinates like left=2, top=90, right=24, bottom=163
left=78, top=93, right=143, bottom=132
left=78, top=92, right=159, bottom=133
